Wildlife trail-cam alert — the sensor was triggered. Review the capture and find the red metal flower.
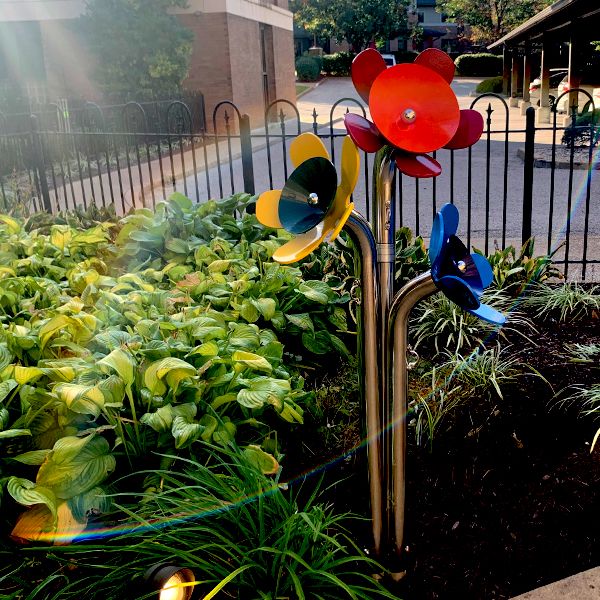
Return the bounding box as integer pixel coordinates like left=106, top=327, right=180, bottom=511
left=345, top=48, right=484, bottom=178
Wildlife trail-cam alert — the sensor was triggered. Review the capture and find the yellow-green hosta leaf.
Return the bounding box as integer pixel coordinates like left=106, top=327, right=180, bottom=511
left=13, top=449, right=52, bottom=465
left=0, top=428, right=31, bottom=439
left=39, top=315, right=74, bottom=350
left=98, top=348, right=136, bottom=387
left=187, top=341, right=220, bottom=358
left=140, top=403, right=197, bottom=433
left=232, top=351, right=272, bottom=374
left=236, top=377, right=290, bottom=409
left=285, top=313, right=314, bottom=332
left=279, top=399, right=305, bottom=425
left=0, top=214, right=21, bottom=233
left=251, top=298, right=276, bottom=321
left=0, top=407, right=9, bottom=430
left=0, top=344, right=13, bottom=372
left=198, top=414, right=218, bottom=441
left=228, top=323, right=260, bottom=351
left=7, top=477, right=58, bottom=520
left=212, top=418, right=236, bottom=445
left=144, top=357, right=197, bottom=396
left=243, top=445, right=279, bottom=475
left=240, top=300, right=259, bottom=323
left=171, top=415, right=205, bottom=449
left=297, top=281, right=334, bottom=304
left=54, top=383, right=105, bottom=418
left=50, top=226, right=73, bottom=252
left=0, top=379, right=17, bottom=403
left=36, top=436, right=116, bottom=500
left=208, top=259, right=234, bottom=273
left=4, top=366, right=44, bottom=386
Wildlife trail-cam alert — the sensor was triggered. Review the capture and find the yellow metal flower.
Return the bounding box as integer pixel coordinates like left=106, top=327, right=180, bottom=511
left=256, top=132, right=359, bottom=264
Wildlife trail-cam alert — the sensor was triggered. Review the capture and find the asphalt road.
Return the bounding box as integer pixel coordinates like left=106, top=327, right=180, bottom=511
left=180, top=77, right=600, bottom=279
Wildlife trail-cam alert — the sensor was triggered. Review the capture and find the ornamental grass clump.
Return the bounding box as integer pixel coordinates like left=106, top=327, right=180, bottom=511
left=523, top=282, right=600, bottom=322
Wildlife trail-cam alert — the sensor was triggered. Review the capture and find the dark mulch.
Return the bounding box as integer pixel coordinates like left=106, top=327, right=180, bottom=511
left=289, top=309, right=600, bottom=599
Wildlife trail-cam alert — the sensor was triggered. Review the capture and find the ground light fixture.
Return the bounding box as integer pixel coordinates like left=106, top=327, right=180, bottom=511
left=144, top=564, right=197, bottom=600
left=256, top=47, right=505, bottom=573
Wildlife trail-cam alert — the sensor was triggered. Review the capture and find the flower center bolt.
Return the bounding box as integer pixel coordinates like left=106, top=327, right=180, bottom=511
left=402, top=108, right=417, bottom=124
left=308, top=192, right=319, bottom=205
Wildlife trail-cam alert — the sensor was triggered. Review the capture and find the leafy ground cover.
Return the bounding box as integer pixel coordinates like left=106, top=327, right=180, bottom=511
left=1, top=196, right=599, bottom=599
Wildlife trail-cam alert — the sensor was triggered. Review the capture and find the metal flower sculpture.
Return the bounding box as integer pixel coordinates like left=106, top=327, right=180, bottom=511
left=429, top=203, right=505, bottom=325
left=344, top=48, right=484, bottom=178
left=255, top=132, right=359, bottom=264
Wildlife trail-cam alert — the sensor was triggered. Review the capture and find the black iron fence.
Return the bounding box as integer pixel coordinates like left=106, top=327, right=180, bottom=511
left=0, top=92, right=598, bottom=280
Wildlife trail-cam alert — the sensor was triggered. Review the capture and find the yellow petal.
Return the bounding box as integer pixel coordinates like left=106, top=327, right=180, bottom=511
left=327, top=201, right=354, bottom=242
left=290, top=132, right=329, bottom=168
left=273, top=223, right=326, bottom=264
left=339, top=136, right=360, bottom=196
left=256, top=189, right=283, bottom=228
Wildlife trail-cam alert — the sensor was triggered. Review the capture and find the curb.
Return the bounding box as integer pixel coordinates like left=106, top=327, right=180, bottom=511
left=516, top=147, right=600, bottom=170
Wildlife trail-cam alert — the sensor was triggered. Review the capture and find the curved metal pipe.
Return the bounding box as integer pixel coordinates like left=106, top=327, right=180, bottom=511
left=344, top=211, right=383, bottom=555
left=388, top=271, right=438, bottom=557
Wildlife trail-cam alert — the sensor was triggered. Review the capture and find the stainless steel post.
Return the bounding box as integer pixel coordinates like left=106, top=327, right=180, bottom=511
left=388, top=271, right=438, bottom=557
left=371, top=146, right=397, bottom=542
left=345, top=212, right=383, bottom=555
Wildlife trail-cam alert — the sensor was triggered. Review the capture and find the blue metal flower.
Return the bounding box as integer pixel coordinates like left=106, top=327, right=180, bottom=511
left=429, top=203, right=505, bottom=325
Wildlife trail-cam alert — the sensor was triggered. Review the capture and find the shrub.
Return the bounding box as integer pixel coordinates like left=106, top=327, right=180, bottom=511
left=455, top=53, right=502, bottom=77
left=295, top=56, right=320, bottom=82
left=322, top=52, right=354, bottom=76
left=561, top=108, right=600, bottom=147
left=476, top=76, right=504, bottom=94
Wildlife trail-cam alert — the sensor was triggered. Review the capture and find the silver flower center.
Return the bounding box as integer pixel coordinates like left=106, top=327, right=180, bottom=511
left=308, top=192, right=319, bottom=205
left=402, top=108, right=417, bottom=123
left=457, top=260, right=467, bottom=272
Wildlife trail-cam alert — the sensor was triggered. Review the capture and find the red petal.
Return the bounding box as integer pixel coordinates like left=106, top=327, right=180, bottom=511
left=344, top=113, right=385, bottom=153
left=444, top=109, right=484, bottom=150
left=414, top=48, right=455, bottom=84
left=395, top=152, right=442, bottom=178
left=351, top=49, right=387, bottom=104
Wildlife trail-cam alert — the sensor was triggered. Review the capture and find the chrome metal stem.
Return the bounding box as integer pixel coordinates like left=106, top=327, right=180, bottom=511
left=371, top=146, right=397, bottom=542
left=345, top=211, right=382, bottom=555
left=388, top=271, right=438, bottom=557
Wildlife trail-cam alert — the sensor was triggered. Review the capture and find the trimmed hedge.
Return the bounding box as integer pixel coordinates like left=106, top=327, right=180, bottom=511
left=455, top=53, right=503, bottom=77
left=475, top=76, right=504, bottom=94
left=322, top=52, right=354, bottom=76
left=296, top=56, right=320, bottom=82
left=393, top=50, right=419, bottom=64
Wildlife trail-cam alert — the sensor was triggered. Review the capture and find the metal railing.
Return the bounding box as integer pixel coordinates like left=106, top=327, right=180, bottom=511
left=0, top=92, right=598, bottom=279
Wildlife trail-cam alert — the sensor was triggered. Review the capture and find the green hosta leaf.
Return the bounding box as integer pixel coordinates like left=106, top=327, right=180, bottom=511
left=198, top=414, right=218, bottom=441
left=286, top=313, right=314, bottom=332
left=0, top=379, right=17, bottom=403
left=328, top=307, right=348, bottom=332
left=36, top=436, right=116, bottom=500
left=228, top=323, right=260, bottom=351
left=144, top=357, right=197, bottom=396
left=171, top=413, right=205, bottom=449
left=259, top=329, right=278, bottom=346
left=208, top=259, right=234, bottom=273
left=243, top=445, right=279, bottom=475
left=251, top=298, right=276, bottom=321
left=0, top=344, right=12, bottom=372
left=213, top=418, right=236, bottom=445
left=237, top=377, right=290, bottom=410
left=67, top=487, right=111, bottom=522
left=232, top=351, right=272, bottom=374
left=302, top=331, right=331, bottom=354
left=240, top=300, right=259, bottom=323
left=54, top=383, right=105, bottom=418
left=165, top=238, right=190, bottom=255
left=7, top=477, right=58, bottom=520
left=297, top=281, right=334, bottom=304
left=98, top=348, right=136, bottom=387
left=0, top=428, right=31, bottom=439
left=12, top=449, right=52, bottom=465
left=328, top=333, right=350, bottom=357
left=257, top=342, right=284, bottom=365
left=0, top=407, right=9, bottom=430
left=187, top=341, right=219, bottom=358
left=140, top=403, right=197, bottom=433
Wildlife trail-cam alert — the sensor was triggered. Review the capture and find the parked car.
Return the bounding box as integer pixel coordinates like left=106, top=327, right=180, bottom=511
left=528, top=68, right=567, bottom=108
left=555, top=76, right=600, bottom=113
left=381, top=54, right=396, bottom=67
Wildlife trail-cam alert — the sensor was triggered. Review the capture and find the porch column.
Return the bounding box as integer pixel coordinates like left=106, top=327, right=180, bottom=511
left=502, top=45, right=511, bottom=96
left=536, top=35, right=551, bottom=124
left=519, top=42, right=532, bottom=114
left=567, top=33, right=582, bottom=115
left=509, top=50, right=520, bottom=107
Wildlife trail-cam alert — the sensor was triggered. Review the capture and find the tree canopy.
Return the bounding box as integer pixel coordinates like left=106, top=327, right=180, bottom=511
left=436, top=0, right=554, bottom=45
left=81, top=0, right=193, bottom=100
left=291, top=0, right=410, bottom=52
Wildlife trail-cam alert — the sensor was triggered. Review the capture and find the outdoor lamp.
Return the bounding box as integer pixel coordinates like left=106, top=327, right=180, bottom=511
left=344, top=48, right=484, bottom=177
left=144, top=564, right=196, bottom=600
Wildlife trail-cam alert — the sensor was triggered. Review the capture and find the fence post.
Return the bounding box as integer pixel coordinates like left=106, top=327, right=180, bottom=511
left=30, top=115, right=52, bottom=213
left=521, top=106, right=535, bottom=246
left=240, top=114, right=255, bottom=195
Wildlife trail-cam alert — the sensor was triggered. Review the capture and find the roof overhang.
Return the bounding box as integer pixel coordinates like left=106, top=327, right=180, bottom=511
left=488, top=0, right=600, bottom=50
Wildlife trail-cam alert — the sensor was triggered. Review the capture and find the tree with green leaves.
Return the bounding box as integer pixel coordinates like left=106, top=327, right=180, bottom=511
left=291, top=0, right=410, bottom=52
left=436, top=0, right=553, bottom=44
left=81, top=0, right=193, bottom=100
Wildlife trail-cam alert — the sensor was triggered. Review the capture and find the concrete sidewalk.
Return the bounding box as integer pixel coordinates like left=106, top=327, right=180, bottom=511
left=511, top=566, right=600, bottom=599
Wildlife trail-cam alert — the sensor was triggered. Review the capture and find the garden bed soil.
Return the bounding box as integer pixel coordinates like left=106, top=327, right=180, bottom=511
left=288, top=308, right=600, bottom=599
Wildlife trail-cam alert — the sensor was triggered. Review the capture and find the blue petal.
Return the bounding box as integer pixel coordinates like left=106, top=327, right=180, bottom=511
left=471, top=253, right=494, bottom=288
left=429, top=210, right=444, bottom=268
left=436, top=275, right=479, bottom=310
left=467, top=303, right=506, bottom=326
left=440, top=203, right=459, bottom=237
